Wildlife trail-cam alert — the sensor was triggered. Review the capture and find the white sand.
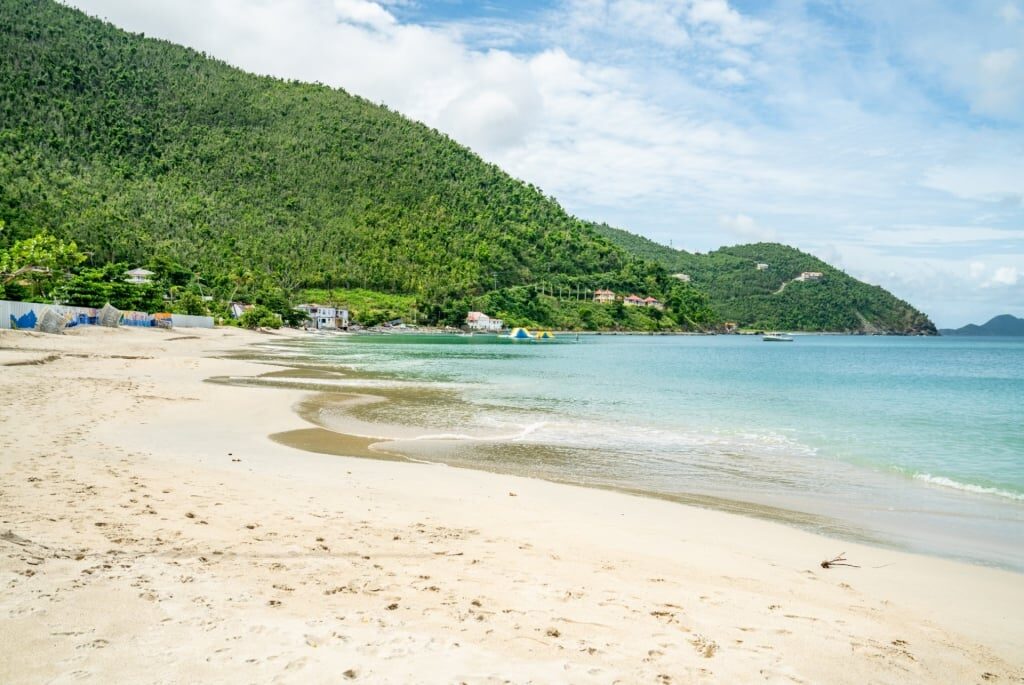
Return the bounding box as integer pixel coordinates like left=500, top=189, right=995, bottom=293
left=1, top=325, right=1021, bottom=684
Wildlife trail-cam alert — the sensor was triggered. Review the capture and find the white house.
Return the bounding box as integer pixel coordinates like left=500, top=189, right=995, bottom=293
left=756, top=263, right=769, bottom=271
left=672, top=273, right=691, bottom=282
left=795, top=271, right=824, bottom=281
left=125, top=268, right=155, bottom=284
left=623, top=294, right=645, bottom=307
left=296, top=303, right=347, bottom=330
left=466, top=311, right=504, bottom=332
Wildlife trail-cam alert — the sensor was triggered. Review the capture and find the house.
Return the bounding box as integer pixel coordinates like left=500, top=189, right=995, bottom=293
left=623, top=294, right=645, bottom=307
left=466, top=311, right=504, bottom=332
left=643, top=297, right=664, bottom=310
left=672, top=273, right=691, bottom=282
left=593, top=289, right=616, bottom=303
left=723, top=321, right=738, bottom=332
left=756, top=263, right=769, bottom=271
left=296, top=303, right=340, bottom=330
left=229, top=302, right=254, bottom=319
left=795, top=271, right=824, bottom=281
left=125, top=268, right=155, bottom=284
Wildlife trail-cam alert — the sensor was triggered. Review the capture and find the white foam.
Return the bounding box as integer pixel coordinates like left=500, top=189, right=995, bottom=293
left=408, top=421, right=552, bottom=443
left=913, top=473, right=1024, bottom=502
left=232, top=376, right=466, bottom=391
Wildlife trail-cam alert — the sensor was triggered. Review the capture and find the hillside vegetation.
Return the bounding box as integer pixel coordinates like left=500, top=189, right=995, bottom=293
left=1, top=0, right=934, bottom=333
left=590, top=226, right=935, bottom=334
left=0, top=1, right=643, bottom=297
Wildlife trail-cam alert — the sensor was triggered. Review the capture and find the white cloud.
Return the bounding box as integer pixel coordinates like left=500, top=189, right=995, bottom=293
left=966, top=260, right=1022, bottom=288
left=687, top=0, right=766, bottom=45
left=718, top=213, right=775, bottom=241
left=988, top=266, right=1020, bottom=287
left=715, top=67, right=746, bottom=85
left=333, top=0, right=395, bottom=30
left=611, top=0, right=691, bottom=48
left=867, top=1, right=1024, bottom=120
left=922, top=160, right=1024, bottom=204
left=999, top=2, right=1022, bottom=23
left=975, top=48, right=1024, bottom=116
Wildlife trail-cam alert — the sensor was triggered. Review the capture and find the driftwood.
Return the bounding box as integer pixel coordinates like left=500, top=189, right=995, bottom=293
left=820, top=552, right=859, bottom=569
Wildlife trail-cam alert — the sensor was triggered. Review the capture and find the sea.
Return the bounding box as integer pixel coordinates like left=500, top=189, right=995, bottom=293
left=258, top=333, right=1024, bottom=571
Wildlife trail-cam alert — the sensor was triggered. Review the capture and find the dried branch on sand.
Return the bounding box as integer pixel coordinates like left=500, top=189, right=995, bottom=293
left=821, top=553, right=860, bottom=569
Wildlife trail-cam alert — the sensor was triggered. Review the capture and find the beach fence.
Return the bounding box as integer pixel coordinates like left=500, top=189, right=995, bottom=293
left=1, top=300, right=214, bottom=331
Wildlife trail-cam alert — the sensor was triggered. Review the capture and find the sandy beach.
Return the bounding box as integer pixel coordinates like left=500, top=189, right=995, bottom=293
left=1, top=325, right=1021, bottom=684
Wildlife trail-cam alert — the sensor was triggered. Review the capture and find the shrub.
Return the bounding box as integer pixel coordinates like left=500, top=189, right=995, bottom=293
left=239, top=304, right=281, bottom=329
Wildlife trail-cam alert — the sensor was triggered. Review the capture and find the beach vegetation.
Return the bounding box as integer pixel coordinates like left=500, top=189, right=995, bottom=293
left=58, top=262, right=164, bottom=311
left=239, top=305, right=281, bottom=329
left=0, top=230, right=87, bottom=301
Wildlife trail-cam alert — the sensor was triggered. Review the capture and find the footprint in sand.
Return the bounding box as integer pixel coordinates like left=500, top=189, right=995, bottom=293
left=690, top=634, right=718, bottom=658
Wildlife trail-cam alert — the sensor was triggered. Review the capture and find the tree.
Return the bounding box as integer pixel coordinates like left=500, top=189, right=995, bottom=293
left=239, top=305, right=280, bottom=329
left=59, top=263, right=165, bottom=311
left=171, top=289, right=209, bottom=316
left=0, top=231, right=87, bottom=301
left=666, top=284, right=715, bottom=330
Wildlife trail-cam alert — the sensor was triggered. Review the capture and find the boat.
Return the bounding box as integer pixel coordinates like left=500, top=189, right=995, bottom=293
left=762, top=332, right=793, bottom=342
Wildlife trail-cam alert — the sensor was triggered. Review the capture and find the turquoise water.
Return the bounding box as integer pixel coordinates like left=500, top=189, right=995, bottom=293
left=279, top=333, right=1024, bottom=569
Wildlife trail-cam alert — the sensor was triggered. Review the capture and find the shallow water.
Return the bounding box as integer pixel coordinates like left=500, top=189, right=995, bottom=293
left=255, top=333, right=1024, bottom=571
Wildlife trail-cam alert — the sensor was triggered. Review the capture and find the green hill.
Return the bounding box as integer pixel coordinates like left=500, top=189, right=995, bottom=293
left=0, top=0, right=934, bottom=334
left=590, top=226, right=935, bottom=334
left=0, top=0, right=641, bottom=299
left=940, top=315, right=1024, bottom=336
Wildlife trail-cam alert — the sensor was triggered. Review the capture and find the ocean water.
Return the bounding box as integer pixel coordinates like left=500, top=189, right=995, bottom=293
left=274, top=333, right=1024, bottom=570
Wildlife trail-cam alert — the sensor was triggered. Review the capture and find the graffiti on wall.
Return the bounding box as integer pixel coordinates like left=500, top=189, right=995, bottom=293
left=10, top=310, right=38, bottom=329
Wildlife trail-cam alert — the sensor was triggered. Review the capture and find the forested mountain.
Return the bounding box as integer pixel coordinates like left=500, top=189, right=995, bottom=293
left=940, top=315, right=1024, bottom=336
left=0, top=0, right=935, bottom=333
left=588, top=223, right=692, bottom=273
left=0, top=0, right=638, bottom=298
left=590, top=226, right=935, bottom=334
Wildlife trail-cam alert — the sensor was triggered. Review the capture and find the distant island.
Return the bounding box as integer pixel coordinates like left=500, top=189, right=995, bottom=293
left=940, top=314, right=1024, bottom=336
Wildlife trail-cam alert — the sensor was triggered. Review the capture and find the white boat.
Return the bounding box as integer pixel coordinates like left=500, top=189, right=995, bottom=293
left=762, top=333, right=793, bottom=342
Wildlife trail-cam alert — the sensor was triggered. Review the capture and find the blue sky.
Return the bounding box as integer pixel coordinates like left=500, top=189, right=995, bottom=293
left=65, top=0, right=1024, bottom=327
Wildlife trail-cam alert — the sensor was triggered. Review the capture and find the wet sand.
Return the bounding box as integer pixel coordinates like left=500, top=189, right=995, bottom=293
left=1, top=325, right=1022, bottom=684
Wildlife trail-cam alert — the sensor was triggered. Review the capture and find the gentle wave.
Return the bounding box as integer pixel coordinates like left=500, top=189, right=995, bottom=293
left=913, top=473, right=1024, bottom=501
left=409, top=411, right=822, bottom=466
left=224, top=375, right=468, bottom=391
left=407, top=422, right=557, bottom=443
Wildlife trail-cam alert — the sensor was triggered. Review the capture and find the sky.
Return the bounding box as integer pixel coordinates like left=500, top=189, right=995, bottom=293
left=63, top=0, right=1024, bottom=327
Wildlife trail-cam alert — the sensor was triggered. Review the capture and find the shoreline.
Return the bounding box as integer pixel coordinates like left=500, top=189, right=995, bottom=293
left=2, top=326, right=1021, bottom=683
left=221, top=338, right=1024, bottom=573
